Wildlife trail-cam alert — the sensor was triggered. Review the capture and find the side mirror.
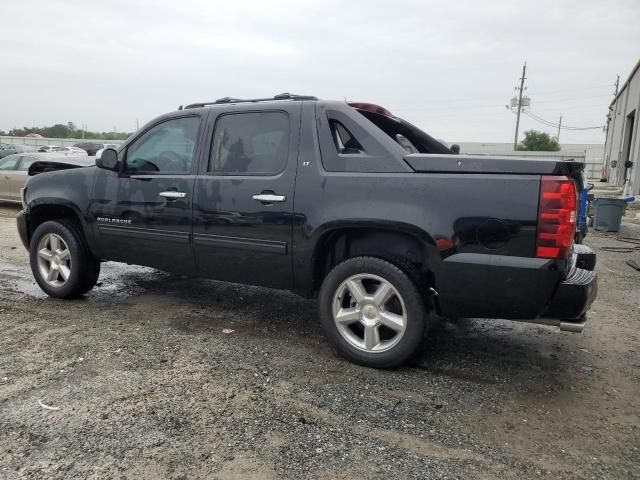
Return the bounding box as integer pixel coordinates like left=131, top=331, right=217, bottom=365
left=450, top=144, right=461, bottom=154
left=96, top=148, right=119, bottom=170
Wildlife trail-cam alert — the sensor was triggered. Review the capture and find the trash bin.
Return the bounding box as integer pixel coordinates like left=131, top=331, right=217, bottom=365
left=592, top=198, right=627, bottom=232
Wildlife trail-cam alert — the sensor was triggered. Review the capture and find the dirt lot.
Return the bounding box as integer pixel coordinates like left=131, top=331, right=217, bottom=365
left=0, top=204, right=638, bottom=479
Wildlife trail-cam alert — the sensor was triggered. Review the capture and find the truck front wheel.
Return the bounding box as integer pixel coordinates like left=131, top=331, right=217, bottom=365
left=29, top=220, right=101, bottom=299
left=319, top=257, right=428, bottom=368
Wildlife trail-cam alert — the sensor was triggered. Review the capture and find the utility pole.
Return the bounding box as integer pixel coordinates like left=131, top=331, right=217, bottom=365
left=556, top=114, right=562, bottom=142
left=513, top=62, right=527, bottom=150
left=614, top=75, right=620, bottom=96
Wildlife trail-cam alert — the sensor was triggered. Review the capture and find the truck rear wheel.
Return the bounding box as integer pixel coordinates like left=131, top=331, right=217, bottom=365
left=29, top=220, right=101, bottom=299
left=319, top=257, right=428, bottom=368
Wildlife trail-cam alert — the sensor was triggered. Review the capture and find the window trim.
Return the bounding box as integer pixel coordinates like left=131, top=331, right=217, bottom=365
left=121, top=114, right=202, bottom=177
left=204, top=110, right=291, bottom=177
left=315, top=105, right=408, bottom=173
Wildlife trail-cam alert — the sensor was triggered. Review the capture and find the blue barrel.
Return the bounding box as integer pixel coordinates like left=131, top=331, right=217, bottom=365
left=577, top=188, right=589, bottom=234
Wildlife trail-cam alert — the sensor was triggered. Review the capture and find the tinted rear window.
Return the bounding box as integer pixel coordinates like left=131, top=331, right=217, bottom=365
left=355, top=109, right=452, bottom=154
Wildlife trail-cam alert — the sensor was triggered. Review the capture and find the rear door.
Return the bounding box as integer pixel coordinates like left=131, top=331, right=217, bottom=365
left=90, top=114, right=204, bottom=273
left=0, top=155, right=23, bottom=201
left=192, top=105, right=300, bottom=289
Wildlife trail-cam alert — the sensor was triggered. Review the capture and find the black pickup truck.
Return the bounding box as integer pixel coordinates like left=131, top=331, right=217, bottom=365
left=16, top=94, right=597, bottom=368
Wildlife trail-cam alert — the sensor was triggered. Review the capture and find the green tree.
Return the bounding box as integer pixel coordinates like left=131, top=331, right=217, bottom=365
left=43, top=124, right=70, bottom=138
left=1, top=123, right=131, bottom=140
left=517, top=130, right=560, bottom=152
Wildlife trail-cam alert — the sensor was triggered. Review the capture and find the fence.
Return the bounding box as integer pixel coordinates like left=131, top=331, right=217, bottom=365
left=1, top=135, right=124, bottom=149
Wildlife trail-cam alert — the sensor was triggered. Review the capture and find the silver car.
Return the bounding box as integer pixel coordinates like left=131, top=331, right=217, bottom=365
left=0, top=153, right=92, bottom=203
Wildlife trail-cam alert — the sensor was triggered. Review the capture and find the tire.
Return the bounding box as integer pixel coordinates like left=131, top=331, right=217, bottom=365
left=29, top=220, right=101, bottom=299
left=318, top=256, right=428, bottom=368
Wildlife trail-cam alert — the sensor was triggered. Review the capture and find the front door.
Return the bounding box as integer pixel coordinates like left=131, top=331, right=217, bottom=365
left=192, top=106, right=300, bottom=289
left=90, top=115, right=203, bottom=274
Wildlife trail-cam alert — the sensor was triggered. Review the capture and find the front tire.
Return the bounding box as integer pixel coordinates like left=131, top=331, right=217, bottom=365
left=319, top=257, right=428, bottom=368
left=29, top=220, right=101, bottom=299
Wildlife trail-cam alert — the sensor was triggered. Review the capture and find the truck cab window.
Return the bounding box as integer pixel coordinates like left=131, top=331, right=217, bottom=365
left=330, top=120, right=363, bottom=154
left=126, top=117, right=199, bottom=173
left=209, top=111, right=289, bottom=175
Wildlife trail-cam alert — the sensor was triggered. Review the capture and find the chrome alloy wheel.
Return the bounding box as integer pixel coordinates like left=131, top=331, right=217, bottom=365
left=332, top=273, right=407, bottom=353
left=36, top=233, right=72, bottom=287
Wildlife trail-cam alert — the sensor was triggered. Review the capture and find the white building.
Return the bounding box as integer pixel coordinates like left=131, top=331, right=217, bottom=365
left=604, top=59, right=640, bottom=195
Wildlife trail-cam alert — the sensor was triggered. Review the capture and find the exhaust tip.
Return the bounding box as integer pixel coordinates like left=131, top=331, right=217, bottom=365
left=559, top=319, right=586, bottom=333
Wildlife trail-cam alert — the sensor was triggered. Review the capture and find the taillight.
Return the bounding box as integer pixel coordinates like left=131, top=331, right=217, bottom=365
left=347, top=102, right=393, bottom=117
left=536, top=176, right=577, bottom=259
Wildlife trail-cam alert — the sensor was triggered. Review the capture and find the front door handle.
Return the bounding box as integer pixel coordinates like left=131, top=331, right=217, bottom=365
left=159, top=191, right=187, bottom=199
left=252, top=193, right=286, bottom=203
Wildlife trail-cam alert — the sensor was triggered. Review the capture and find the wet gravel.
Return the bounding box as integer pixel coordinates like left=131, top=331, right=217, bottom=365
left=0, top=205, right=639, bottom=479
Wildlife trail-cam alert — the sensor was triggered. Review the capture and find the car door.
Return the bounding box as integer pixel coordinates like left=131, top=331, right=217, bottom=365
left=192, top=105, right=300, bottom=289
left=0, top=155, right=23, bottom=201
left=90, top=114, right=204, bottom=274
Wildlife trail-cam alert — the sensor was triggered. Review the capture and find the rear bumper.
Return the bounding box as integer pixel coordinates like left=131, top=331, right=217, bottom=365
left=16, top=210, right=29, bottom=250
left=542, top=252, right=597, bottom=322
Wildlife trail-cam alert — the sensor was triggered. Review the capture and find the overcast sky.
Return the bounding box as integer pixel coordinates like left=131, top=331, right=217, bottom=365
left=2, top=0, right=639, bottom=144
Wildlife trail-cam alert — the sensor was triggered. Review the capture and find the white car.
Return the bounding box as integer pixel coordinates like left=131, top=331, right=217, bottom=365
left=59, top=146, right=88, bottom=156
left=37, top=145, right=66, bottom=153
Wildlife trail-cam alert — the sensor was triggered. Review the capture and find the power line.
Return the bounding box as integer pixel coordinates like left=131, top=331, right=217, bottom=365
left=525, top=111, right=600, bottom=130
left=528, top=83, right=615, bottom=96
left=532, top=94, right=613, bottom=105
left=381, top=83, right=615, bottom=106
left=524, top=111, right=603, bottom=130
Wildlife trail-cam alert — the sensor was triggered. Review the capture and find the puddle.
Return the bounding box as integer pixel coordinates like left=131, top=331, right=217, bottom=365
left=0, top=263, right=46, bottom=298
left=0, top=261, right=163, bottom=300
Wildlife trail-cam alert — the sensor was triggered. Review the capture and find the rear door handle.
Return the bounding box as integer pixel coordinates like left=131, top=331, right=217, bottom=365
left=159, top=191, right=187, bottom=199
left=252, top=193, right=286, bottom=203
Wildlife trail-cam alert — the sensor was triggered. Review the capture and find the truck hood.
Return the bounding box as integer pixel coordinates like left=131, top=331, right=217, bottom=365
left=404, top=154, right=585, bottom=177
left=28, top=156, right=95, bottom=176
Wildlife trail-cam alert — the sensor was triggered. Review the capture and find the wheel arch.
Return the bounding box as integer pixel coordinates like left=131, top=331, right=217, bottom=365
left=310, top=221, right=440, bottom=297
left=27, top=201, right=87, bottom=247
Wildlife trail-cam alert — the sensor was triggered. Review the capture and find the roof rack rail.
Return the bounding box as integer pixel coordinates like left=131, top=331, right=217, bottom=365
left=183, top=93, right=317, bottom=109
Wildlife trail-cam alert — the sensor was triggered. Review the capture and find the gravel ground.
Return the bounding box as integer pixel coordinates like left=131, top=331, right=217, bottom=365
left=0, top=204, right=639, bottom=479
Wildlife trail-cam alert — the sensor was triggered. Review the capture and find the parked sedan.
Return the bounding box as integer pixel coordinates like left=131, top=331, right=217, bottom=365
left=37, top=145, right=66, bottom=153
left=0, top=143, right=36, bottom=159
left=0, top=153, right=92, bottom=203
left=73, top=142, right=117, bottom=156
left=60, top=146, right=88, bottom=155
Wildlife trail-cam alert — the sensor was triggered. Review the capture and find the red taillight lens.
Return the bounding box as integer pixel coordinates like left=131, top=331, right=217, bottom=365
left=347, top=102, right=393, bottom=117
left=536, top=176, right=577, bottom=259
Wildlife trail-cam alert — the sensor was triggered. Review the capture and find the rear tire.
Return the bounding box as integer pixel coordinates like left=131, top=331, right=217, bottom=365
left=319, top=257, right=428, bottom=368
left=29, top=220, right=101, bottom=299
